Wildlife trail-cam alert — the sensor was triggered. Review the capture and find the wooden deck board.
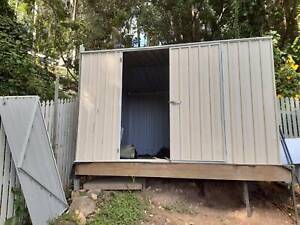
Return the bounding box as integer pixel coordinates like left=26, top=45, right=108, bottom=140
left=75, top=162, right=292, bottom=183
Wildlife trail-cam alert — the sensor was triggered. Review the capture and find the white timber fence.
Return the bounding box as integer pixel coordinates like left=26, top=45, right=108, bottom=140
left=0, top=98, right=78, bottom=224
left=40, top=98, right=79, bottom=190
left=278, top=97, right=300, bottom=138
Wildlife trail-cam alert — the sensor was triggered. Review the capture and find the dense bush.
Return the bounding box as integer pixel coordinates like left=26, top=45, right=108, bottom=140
left=0, top=2, right=54, bottom=100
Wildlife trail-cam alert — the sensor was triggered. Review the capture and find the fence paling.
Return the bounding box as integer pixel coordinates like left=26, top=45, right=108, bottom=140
left=41, top=99, right=78, bottom=190
left=278, top=97, right=300, bottom=138
left=0, top=124, right=18, bottom=224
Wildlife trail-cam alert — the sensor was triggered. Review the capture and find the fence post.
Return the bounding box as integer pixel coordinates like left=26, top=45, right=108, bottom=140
left=53, top=74, right=60, bottom=160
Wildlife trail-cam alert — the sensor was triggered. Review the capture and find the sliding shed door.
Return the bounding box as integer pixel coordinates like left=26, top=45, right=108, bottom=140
left=170, top=44, right=225, bottom=161
left=76, top=51, right=122, bottom=161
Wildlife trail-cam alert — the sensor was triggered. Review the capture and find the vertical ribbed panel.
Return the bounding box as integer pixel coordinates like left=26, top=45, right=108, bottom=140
left=170, top=38, right=280, bottom=164
left=222, top=39, right=280, bottom=164
left=76, top=52, right=122, bottom=161
left=121, top=95, right=169, bottom=155
left=170, top=44, right=225, bottom=161
left=77, top=37, right=280, bottom=165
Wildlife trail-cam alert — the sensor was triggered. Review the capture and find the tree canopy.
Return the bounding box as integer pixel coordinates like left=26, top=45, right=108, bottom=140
left=0, top=0, right=54, bottom=99
left=1, top=0, right=300, bottom=98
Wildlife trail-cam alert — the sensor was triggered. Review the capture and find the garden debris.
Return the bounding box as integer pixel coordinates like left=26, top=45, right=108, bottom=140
left=74, top=210, right=87, bottom=225
left=89, top=193, right=98, bottom=201
left=70, top=196, right=96, bottom=217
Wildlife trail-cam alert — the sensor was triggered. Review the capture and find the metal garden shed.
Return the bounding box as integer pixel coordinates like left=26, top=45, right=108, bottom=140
left=75, top=37, right=292, bottom=182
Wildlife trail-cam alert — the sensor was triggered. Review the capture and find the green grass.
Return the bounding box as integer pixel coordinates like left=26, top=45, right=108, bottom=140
left=163, top=201, right=195, bottom=214
left=49, top=212, right=79, bottom=225
left=87, top=192, right=147, bottom=225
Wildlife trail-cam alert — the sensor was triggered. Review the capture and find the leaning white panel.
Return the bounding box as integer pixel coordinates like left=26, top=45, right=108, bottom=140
left=0, top=96, right=68, bottom=225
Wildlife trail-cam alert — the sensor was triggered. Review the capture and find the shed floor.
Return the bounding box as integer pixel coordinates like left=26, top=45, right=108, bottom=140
left=75, top=162, right=292, bottom=183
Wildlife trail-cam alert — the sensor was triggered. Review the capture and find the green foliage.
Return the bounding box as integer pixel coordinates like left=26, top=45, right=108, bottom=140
left=88, top=192, right=147, bottom=225
left=163, top=200, right=195, bottom=214
left=2, top=0, right=300, bottom=97
left=81, top=0, right=137, bottom=50
left=49, top=212, right=79, bottom=225
left=271, top=31, right=300, bottom=97
left=276, top=64, right=300, bottom=97
left=4, top=188, right=31, bottom=225
left=0, top=0, right=54, bottom=100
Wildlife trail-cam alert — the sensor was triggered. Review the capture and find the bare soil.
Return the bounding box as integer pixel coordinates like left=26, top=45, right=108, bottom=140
left=139, top=179, right=295, bottom=225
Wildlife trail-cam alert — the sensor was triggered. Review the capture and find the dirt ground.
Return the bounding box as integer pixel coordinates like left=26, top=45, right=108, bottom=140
left=139, top=179, right=296, bottom=225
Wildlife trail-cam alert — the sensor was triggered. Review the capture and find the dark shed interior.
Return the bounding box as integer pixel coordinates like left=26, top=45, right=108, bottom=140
left=121, top=49, right=170, bottom=159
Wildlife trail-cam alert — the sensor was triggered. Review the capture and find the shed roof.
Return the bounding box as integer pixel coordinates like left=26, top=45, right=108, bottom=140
left=81, top=36, right=272, bottom=54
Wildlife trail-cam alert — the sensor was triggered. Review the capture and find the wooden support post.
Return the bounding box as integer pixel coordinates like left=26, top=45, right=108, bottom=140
left=74, top=176, right=80, bottom=191
left=243, top=181, right=252, bottom=217
left=291, top=166, right=299, bottom=225
left=52, top=73, right=59, bottom=160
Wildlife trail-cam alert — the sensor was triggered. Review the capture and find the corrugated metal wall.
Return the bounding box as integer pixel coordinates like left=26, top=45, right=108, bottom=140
left=169, top=38, right=280, bottom=164
left=76, top=51, right=122, bottom=161
left=170, top=44, right=225, bottom=161
left=77, top=37, right=280, bottom=165
left=221, top=39, right=280, bottom=164
left=121, top=94, right=169, bottom=156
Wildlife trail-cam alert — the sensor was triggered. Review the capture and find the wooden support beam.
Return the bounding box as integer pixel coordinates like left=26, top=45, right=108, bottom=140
left=243, top=182, right=252, bottom=217
left=291, top=166, right=299, bottom=225
left=73, top=177, right=80, bottom=191
left=75, top=162, right=292, bottom=182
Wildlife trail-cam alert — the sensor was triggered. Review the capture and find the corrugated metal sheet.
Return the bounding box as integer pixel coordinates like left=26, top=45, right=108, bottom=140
left=0, top=96, right=68, bottom=225
left=170, top=44, right=225, bottom=161
left=76, top=51, right=122, bottom=161
left=121, top=94, right=169, bottom=155
left=222, top=39, right=280, bottom=164
left=169, top=38, right=280, bottom=164
left=77, top=37, right=280, bottom=165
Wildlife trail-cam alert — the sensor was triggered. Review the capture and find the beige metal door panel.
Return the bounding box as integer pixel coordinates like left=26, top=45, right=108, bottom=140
left=76, top=52, right=122, bottom=161
left=169, top=44, right=225, bottom=161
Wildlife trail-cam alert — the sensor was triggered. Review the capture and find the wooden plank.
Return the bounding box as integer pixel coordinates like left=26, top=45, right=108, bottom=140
left=64, top=101, right=70, bottom=188
left=83, top=177, right=143, bottom=191
left=280, top=98, right=288, bottom=137
left=45, top=100, right=50, bottom=134
left=290, top=98, right=298, bottom=137
left=285, top=97, right=293, bottom=137
left=296, top=98, right=300, bottom=137
left=0, top=141, right=11, bottom=223
left=243, top=182, right=252, bottom=217
left=7, top=151, right=16, bottom=218
left=276, top=99, right=282, bottom=131
left=49, top=100, right=55, bottom=144
left=0, top=122, right=6, bottom=203
left=75, top=162, right=292, bottom=183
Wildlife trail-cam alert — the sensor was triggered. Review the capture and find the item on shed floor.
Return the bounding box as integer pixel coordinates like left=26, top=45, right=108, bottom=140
left=120, top=145, right=137, bottom=159
left=137, top=154, right=155, bottom=159
left=156, top=146, right=170, bottom=159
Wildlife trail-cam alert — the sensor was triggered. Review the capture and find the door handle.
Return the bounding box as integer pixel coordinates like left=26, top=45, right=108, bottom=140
left=169, top=100, right=181, bottom=105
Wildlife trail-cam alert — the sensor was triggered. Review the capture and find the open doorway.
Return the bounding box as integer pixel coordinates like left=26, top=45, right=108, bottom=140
left=121, top=49, right=170, bottom=160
